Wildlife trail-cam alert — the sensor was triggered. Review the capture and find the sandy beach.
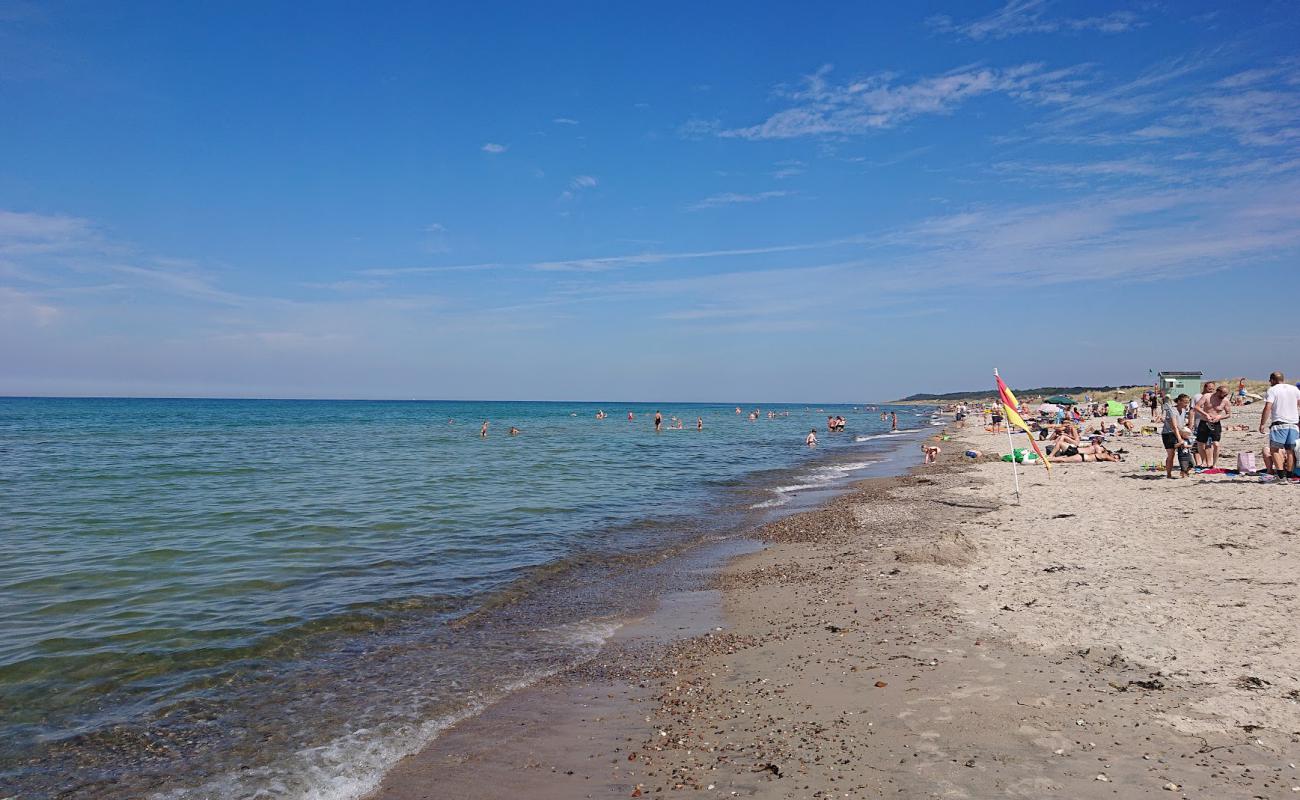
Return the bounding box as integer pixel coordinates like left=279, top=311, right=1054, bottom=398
left=370, top=402, right=1299, bottom=799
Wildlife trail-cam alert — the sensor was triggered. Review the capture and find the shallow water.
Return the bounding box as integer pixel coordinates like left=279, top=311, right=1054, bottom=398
left=0, top=398, right=935, bottom=798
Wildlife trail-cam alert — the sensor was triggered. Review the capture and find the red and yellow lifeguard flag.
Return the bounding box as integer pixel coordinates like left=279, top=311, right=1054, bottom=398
left=995, top=373, right=1051, bottom=472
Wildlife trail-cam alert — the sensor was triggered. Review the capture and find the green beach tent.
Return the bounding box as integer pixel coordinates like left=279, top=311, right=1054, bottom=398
left=1106, top=400, right=1125, bottom=416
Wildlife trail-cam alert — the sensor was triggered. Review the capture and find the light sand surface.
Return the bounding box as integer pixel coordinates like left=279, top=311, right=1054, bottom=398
left=370, top=407, right=1300, bottom=799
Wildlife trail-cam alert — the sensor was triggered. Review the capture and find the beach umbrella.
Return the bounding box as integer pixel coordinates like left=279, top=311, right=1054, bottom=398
left=1045, top=395, right=1076, bottom=405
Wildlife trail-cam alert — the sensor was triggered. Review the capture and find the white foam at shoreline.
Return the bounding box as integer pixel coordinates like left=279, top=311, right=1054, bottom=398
left=148, top=621, right=624, bottom=800
left=749, top=460, right=878, bottom=509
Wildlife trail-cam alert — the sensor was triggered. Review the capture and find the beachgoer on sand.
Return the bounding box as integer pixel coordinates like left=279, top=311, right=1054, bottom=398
left=1189, top=381, right=1216, bottom=466
left=1259, top=371, right=1300, bottom=480
left=1161, top=393, right=1192, bottom=478
left=1193, top=384, right=1231, bottom=470
left=921, top=443, right=940, bottom=464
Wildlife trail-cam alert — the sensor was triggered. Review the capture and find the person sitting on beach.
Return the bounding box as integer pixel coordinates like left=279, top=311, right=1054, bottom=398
left=1045, top=424, right=1082, bottom=457
left=1117, top=417, right=1136, bottom=434
left=1161, top=393, right=1192, bottom=478
left=806, top=429, right=817, bottom=447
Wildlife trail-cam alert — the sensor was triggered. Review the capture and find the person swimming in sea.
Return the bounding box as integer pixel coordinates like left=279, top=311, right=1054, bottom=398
left=509, top=426, right=520, bottom=436
left=806, top=429, right=818, bottom=447
left=654, top=411, right=662, bottom=432
left=697, top=417, right=703, bottom=431
left=480, top=420, right=489, bottom=438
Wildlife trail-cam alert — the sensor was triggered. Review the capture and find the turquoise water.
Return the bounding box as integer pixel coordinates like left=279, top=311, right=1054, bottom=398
left=0, top=398, right=935, bottom=798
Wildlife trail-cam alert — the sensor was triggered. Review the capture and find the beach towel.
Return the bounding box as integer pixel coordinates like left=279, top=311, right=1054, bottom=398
left=1237, top=452, right=1257, bottom=474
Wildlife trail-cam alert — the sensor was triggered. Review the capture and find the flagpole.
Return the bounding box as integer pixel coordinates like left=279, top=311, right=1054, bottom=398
left=994, top=368, right=1021, bottom=503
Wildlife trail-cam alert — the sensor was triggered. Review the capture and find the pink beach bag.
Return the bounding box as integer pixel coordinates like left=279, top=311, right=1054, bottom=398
left=1237, top=451, right=1257, bottom=474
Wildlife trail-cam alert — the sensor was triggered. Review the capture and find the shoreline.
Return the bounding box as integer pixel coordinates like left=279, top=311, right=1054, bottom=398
left=3, top=401, right=936, bottom=800
left=370, top=408, right=1299, bottom=798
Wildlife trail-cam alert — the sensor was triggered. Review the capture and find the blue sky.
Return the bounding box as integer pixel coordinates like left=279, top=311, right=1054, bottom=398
left=1, top=0, right=1298, bottom=400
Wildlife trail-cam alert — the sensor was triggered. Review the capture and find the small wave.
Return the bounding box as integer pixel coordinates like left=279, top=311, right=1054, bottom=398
left=540, top=619, right=623, bottom=648
left=147, top=665, right=567, bottom=800
left=854, top=432, right=904, bottom=442
left=810, top=461, right=874, bottom=475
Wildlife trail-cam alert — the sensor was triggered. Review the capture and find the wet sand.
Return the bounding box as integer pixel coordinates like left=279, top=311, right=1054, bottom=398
left=369, top=409, right=1299, bottom=799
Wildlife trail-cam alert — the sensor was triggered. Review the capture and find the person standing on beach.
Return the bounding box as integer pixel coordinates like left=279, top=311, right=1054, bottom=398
left=1258, top=372, right=1300, bottom=480
left=654, top=411, right=662, bottom=433
left=480, top=420, right=489, bottom=438
left=1188, top=381, right=1214, bottom=467
left=1161, top=393, right=1192, bottom=478
left=806, top=429, right=817, bottom=447
left=1193, top=384, right=1231, bottom=469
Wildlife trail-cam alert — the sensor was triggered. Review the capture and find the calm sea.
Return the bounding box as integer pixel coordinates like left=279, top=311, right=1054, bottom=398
left=0, top=397, right=936, bottom=799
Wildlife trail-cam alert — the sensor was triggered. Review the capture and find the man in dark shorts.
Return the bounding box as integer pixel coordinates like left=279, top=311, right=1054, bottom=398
left=990, top=408, right=1003, bottom=432
left=1193, top=385, right=1231, bottom=469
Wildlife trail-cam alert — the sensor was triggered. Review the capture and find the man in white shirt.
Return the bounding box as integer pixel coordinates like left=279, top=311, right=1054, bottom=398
left=1258, top=371, right=1300, bottom=479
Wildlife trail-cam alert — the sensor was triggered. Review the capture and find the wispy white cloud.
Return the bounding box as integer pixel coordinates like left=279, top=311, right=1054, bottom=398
left=718, top=63, right=1085, bottom=140
left=0, top=285, right=60, bottom=326
left=357, top=263, right=499, bottom=277
left=481, top=142, right=508, bottom=154
left=686, top=190, right=791, bottom=211
left=927, top=0, right=1143, bottom=41
left=302, top=279, right=388, bottom=291
left=884, top=180, right=1300, bottom=284
left=553, top=117, right=579, bottom=125
left=993, top=158, right=1172, bottom=184
left=530, top=239, right=852, bottom=272
left=558, top=175, right=599, bottom=201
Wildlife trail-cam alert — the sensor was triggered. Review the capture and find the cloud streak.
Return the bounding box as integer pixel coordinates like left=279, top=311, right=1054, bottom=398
left=927, top=0, right=1143, bottom=41
left=718, top=63, right=1084, bottom=140
left=686, top=190, right=791, bottom=211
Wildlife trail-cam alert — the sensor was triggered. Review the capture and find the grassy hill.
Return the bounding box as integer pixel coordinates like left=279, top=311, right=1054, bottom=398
left=897, top=378, right=1270, bottom=405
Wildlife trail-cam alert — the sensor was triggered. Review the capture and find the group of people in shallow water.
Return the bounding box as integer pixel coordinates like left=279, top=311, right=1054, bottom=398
left=472, top=406, right=901, bottom=447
